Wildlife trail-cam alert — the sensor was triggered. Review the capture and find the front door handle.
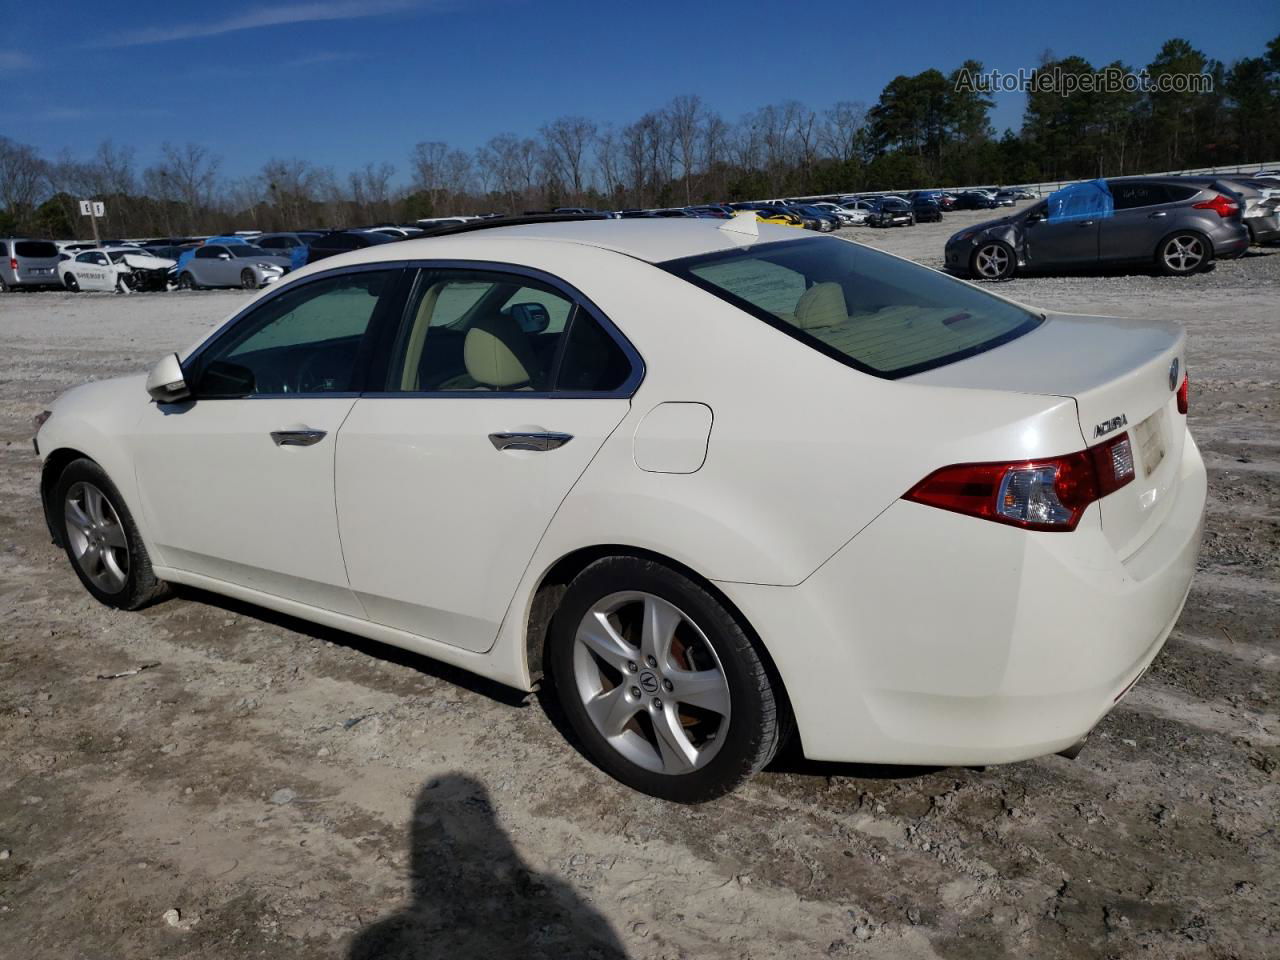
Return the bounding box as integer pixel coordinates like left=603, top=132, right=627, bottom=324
left=1077, top=219, right=1095, bottom=227
left=488, top=431, right=573, bottom=452
left=270, top=429, right=327, bottom=447
left=1148, top=210, right=1169, bottom=218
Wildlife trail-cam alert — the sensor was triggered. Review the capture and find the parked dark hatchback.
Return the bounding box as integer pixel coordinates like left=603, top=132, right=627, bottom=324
left=305, top=230, right=398, bottom=265
left=944, top=177, right=1249, bottom=280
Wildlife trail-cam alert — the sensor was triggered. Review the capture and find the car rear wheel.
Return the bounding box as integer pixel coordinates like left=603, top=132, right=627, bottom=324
left=548, top=557, right=786, bottom=802
left=971, top=240, right=1016, bottom=280
left=54, top=459, right=169, bottom=610
left=178, top=272, right=197, bottom=290
left=64, top=274, right=80, bottom=292
left=1157, top=232, right=1209, bottom=276
left=241, top=269, right=259, bottom=290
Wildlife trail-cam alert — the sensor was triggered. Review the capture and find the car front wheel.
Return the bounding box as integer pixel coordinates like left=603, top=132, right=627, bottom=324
left=241, top=269, right=259, bottom=290
left=548, top=557, right=787, bottom=802
left=971, top=240, right=1016, bottom=280
left=1157, top=232, right=1210, bottom=276
left=53, top=458, right=169, bottom=610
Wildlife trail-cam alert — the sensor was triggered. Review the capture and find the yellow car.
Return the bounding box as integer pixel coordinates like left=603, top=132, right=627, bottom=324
left=754, top=209, right=804, bottom=228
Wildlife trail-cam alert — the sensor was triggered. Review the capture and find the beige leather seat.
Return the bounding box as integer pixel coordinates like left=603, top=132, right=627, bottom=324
left=792, top=282, right=849, bottom=330
left=462, top=311, right=542, bottom=389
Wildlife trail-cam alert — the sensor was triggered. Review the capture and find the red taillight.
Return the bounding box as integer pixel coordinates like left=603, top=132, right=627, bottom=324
left=904, top=433, right=1136, bottom=532
left=1192, top=194, right=1238, bottom=218
left=1177, top=373, right=1188, bottom=414
left=8, top=257, right=16, bottom=272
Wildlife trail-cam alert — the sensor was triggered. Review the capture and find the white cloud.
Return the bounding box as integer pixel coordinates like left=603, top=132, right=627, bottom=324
left=91, top=0, right=424, bottom=49
left=0, top=50, right=35, bottom=71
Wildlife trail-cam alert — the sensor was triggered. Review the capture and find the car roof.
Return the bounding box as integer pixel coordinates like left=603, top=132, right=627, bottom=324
left=390, top=218, right=809, bottom=264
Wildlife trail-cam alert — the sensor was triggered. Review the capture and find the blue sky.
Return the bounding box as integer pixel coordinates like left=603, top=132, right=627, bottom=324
left=5, top=0, right=1276, bottom=182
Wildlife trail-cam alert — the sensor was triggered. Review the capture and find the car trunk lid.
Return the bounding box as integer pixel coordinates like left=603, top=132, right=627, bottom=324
left=907, top=312, right=1186, bottom=559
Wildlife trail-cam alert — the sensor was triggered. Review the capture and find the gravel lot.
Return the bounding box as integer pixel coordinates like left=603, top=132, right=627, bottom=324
left=2, top=213, right=1277, bottom=960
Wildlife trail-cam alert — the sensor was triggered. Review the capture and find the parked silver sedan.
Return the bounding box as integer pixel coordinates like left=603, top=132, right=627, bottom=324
left=177, top=244, right=292, bottom=290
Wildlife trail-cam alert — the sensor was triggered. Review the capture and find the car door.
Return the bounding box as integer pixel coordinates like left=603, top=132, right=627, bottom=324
left=1101, top=181, right=1172, bottom=263
left=1022, top=202, right=1100, bottom=268
left=335, top=265, right=642, bottom=652
left=78, top=252, right=115, bottom=290
left=131, top=267, right=403, bottom=614
left=191, top=245, right=224, bottom=286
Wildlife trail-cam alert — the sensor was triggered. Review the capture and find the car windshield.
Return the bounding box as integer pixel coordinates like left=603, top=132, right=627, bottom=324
left=232, top=246, right=272, bottom=258
left=107, top=250, right=143, bottom=262
left=661, top=237, right=1043, bottom=379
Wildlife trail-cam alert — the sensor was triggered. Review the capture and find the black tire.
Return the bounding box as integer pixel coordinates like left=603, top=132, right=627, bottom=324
left=0, top=276, right=9, bottom=292
left=178, top=272, right=197, bottom=290
left=52, top=458, right=169, bottom=610
left=240, top=269, right=258, bottom=290
left=547, top=557, right=786, bottom=803
left=1155, top=231, right=1211, bottom=276
left=64, top=274, right=80, bottom=292
left=969, top=239, right=1017, bottom=280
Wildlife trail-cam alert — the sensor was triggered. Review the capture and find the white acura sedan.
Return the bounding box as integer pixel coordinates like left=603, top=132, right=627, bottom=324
left=33, top=214, right=1205, bottom=802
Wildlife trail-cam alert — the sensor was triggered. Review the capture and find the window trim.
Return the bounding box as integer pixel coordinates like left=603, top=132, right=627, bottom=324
left=180, top=261, right=411, bottom=400
left=359, top=259, right=645, bottom=400
left=659, top=236, right=1043, bottom=381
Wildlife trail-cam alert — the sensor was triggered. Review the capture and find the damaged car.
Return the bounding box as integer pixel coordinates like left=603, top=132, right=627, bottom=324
left=58, top=247, right=177, bottom=293
left=945, top=177, right=1250, bottom=280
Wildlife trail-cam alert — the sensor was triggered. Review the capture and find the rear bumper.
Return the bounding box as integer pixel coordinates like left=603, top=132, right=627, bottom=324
left=718, top=431, right=1207, bottom=766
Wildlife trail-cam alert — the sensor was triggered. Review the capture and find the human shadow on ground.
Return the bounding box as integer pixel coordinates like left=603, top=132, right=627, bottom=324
left=348, top=774, right=629, bottom=960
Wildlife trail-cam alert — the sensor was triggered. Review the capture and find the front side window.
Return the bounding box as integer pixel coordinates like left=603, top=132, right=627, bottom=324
left=195, top=246, right=223, bottom=259
left=383, top=268, right=632, bottom=394
left=662, top=237, right=1042, bottom=379
left=191, top=270, right=398, bottom=397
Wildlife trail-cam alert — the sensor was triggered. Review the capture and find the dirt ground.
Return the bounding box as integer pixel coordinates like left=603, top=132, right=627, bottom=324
left=2, top=213, right=1277, bottom=960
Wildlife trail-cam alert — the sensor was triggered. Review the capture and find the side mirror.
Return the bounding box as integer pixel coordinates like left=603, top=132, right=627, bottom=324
left=217, top=252, right=232, bottom=260
left=509, top=302, right=551, bottom=335
left=146, top=353, right=191, bottom=403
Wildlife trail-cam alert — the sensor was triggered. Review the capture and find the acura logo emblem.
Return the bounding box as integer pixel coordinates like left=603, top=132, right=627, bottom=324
left=639, top=671, right=660, bottom=693
left=1169, top=357, right=1180, bottom=392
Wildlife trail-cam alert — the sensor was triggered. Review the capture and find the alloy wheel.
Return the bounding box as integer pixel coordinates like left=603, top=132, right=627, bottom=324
left=572, top=591, right=731, bottom=775
left=974, top=243, right=1010, bottom=278
left=1163, top=236, right=1204, bottom=273
left=64, top=481, right=129, bottom=593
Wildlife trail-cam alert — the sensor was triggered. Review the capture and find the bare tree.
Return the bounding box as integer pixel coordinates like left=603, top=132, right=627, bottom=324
left=665, top=94, right=704, bottom=204
left=154, top=142, right=221, bottom=231
left=595, top=126, right=624, bottom=207
left=477, top=134, right=527, bottom=213
left=540, top=116, right=598, bottom=203
left=409, top=141, right=450, bottom=215
left=820, top=101, right=869, bottom=165
left=349, top=161, right=396, bottom=223
left=260, top=157, right=327, bottom=229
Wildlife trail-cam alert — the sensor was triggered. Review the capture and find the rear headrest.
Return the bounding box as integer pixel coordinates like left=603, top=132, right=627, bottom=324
left=464, top=312, right=540, bottom=388
left=793, top=282, right=848, bottom=330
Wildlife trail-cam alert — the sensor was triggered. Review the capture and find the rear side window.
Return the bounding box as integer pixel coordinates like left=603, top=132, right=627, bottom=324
left=382, top=268, right=634, bottom=394
left=662, top=237, right=1042, bottom=379
left=1165, top=185, right=1197, bottom=202
left=15, top=241, right=57, bottom=258
left=1109, top=182, right=1169, bottom=209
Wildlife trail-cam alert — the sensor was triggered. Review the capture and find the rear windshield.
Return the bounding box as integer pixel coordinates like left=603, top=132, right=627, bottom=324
left=16, top=241, right=58, bottom=258
left=661, top=237, right=1042, bottom=379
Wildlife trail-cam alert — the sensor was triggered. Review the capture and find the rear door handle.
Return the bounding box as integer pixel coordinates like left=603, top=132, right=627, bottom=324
left=1148, top=211, right=1169, bottom=218
left=488, top=431, right=573, bottom=452
left=1078, top=220, right=1095, bottom=227
left=270, top=429, right=327, bottom=447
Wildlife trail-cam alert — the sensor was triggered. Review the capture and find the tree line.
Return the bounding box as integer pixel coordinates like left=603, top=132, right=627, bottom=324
left=2, top=35, right=1277, bottom=240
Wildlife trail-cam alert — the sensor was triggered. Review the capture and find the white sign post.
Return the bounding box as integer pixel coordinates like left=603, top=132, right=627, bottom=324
left=79, top=199, right=104, bottom=247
